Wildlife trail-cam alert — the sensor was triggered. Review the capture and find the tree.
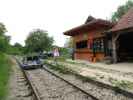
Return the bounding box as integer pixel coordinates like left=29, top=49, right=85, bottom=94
left=12, top=42, right=24, bottom=54
left=0, top=23, right=7, bottom=36
left=111, top=0, right=133, bottom=22
left=64, top=37, right=74, bottom=48
left=25, top=29, right=54, bottom=53
left=14, top=43, right=23, bottom=49
left=0, top=23, right=10, bottom=52
left=0, top=36, right=9, bottom=52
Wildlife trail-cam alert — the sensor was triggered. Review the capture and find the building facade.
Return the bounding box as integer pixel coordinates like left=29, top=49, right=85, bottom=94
left=64, top=16, right=113, bottom=62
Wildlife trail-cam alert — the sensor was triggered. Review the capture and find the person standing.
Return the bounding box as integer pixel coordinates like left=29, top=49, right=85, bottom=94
left=53, top=48, right=60, bottom=64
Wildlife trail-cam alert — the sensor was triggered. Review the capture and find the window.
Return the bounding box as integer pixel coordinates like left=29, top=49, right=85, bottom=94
left=76, top=40, right=87, bottom=49
left=93, top=38, right=104, bottom=52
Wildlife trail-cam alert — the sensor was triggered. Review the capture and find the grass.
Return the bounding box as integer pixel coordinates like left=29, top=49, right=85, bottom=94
left=108, top=77, right=133, bottom=90
left=45, top=60, right=97, bottom=82
left=0, top=53, right=12, bottom=100
left=65, top=60, right=84, bottom=65
left=47, top=56, right=66, bottom=62
left=45, top=61, right=75, bottom=74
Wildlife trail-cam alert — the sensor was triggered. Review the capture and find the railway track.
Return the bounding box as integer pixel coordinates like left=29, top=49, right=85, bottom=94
left=16, top=58, right=133, bottom=100
left=16, top=57, right=41, bottom=100
left=25, top=68, right=98, bottom=100
left=16, top=58, right=98, bottom=100
left=43, top=64, right=133, bottom=100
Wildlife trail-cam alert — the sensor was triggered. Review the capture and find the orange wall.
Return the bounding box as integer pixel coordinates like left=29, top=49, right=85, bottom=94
left=95, top=53, right=105, bottom=61
left=73, top=29, right=105, bottom=62
left=74, top=52, right=93, bottom=61
left=74, top=52, right=105, bottom=62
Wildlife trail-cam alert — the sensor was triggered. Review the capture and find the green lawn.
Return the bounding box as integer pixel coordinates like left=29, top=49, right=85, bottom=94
left=0, top=53, right=12, bottom=100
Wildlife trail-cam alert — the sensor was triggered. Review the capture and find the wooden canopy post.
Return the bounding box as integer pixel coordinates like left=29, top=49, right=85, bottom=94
left=112, top=33, right=120, bottom=63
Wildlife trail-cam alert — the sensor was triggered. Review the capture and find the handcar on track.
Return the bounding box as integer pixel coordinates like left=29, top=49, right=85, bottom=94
left=21, top=55, right=43, bottom=70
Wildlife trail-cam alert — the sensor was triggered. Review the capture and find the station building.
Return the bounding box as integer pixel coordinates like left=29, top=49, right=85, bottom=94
left=64, top=16, right=113, bottom=62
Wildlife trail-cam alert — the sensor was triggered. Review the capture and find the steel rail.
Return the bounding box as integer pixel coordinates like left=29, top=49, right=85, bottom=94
left=15, top=57, right=41, bottom=100
left=42, top=66, right=99, bottom=100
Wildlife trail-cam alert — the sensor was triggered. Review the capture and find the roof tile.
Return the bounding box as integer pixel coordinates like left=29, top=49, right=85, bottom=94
left=110, top=7, right=133, bottom=32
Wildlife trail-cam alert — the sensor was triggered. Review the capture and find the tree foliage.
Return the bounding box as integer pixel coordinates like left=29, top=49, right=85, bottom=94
left=14, top=42, right=23, bottom=49
left=8, top=43, right=24, bottom=55
left=64, top=37, right=74, bottom=48
left=59, top=47, right=71, bottom=58
left=0, top=37, right=9, bottom=52
left=0, top=23, right=7, bottom=36
left=0, top=23, right=10, bottom=52
left=25, top=29, right=54, bottom=53
left=111, top=0, right=133, bottom=22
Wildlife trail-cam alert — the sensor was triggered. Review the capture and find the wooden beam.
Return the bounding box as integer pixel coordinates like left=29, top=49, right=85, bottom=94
left=112, top=33, right=120, bottom=63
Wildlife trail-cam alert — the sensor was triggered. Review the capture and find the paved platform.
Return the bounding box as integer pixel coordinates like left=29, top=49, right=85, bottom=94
left=67, top=59, right=133, bottom=73
left=84, top=62, right=133, bottom=73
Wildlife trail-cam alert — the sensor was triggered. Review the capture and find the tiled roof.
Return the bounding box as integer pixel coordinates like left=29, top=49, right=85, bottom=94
left=64, top=18, right=113, bottom=36
left=110, top=7, right=133, bottom=32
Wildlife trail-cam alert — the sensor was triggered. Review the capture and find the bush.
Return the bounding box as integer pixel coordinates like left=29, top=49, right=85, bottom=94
left=0, top=53, right=11, bottom=99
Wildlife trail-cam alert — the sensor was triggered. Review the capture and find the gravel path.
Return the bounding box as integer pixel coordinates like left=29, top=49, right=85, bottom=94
left=26, top=69, right=94, bottom=100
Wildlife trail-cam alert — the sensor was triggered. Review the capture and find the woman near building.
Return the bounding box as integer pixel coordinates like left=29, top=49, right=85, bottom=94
left=53, top=48, right=60, bottom=64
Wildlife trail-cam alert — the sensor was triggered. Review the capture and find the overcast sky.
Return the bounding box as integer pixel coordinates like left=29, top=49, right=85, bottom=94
left=0, top=0, right=128, bottom=46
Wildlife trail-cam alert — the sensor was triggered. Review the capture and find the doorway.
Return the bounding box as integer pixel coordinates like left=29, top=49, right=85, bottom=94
left=117, top=32, right=133, bottom=62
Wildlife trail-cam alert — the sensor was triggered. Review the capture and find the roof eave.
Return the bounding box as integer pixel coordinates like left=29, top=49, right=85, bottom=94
left=64, top=20, right=113, bottom=36
left=105, top=26, right=133, bottom=35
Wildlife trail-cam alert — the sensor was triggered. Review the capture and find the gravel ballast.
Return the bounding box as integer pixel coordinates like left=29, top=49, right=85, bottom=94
left=26, top=69, right=95, bottom=100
